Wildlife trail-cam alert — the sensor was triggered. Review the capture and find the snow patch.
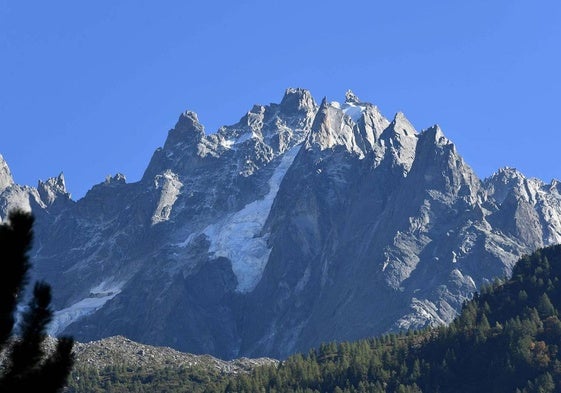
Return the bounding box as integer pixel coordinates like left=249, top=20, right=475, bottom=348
left=49, top=281, right=124, bottom=336
left=204, top=145, right=300, bottom=292
left=221, top=132, right=255, bottom=150
left=236, top=132, right=253, bottom=144
left=221, top=139, right=235, bottom=149
left=341, top=102, right=366, bottom=122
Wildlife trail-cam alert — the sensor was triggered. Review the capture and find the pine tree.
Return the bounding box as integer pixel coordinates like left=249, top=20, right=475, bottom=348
left=537, top=293, right=556, bottom=318
left=0, top=210, right=74, bottom=392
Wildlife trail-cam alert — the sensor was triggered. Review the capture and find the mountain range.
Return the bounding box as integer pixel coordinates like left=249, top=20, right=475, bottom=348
left=1, top=88, right=560, bottom=359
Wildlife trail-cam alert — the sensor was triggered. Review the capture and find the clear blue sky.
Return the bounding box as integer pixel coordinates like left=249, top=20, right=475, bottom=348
left=1, top=1, right=560, bottom=200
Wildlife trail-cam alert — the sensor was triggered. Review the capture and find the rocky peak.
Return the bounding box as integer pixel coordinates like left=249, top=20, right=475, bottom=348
left=485, top=167, right=528, bottom=205
left=489, top=167, right=526, bottom=184
left=0, top=154, right=14, bottom=191
left=414, top=125, right=458, bottom=167
left=305, top=98, right=364, bottom=157
left=163, top=110, right=206, bottom=150
left=421, top=124, right=446, bottom=144
left=414, top=125, right=462, bottom=165
left=380, top=112, right=418, bottom=174
left=389, top=112, right=417, bottom=137
left=37, top=173, right=71, bottom=205
left=550, top=179, right=561, bottom=193
left=412, top=125, right=481, bottom=202
left=142, top=111, right=209, bottom=180
left=239, top=105, right=266, bottom=135
left=344, top=89, right=361, bottom=104
left=104, top=173, right=127, bottom=186
left=484, top=167, right=550, bottom=248
left=279, top=88, right=317, bottom=114
left=111, top=173, right=126, bottom=182
left=355, top=105, right=390, bottom=153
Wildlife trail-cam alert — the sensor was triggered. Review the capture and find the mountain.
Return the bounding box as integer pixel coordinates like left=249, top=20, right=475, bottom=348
left=211, top=244, right=561, bottom=393
left=1, top=88, right=561, bottom=360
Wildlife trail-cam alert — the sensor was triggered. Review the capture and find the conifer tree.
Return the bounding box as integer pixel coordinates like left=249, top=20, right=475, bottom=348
left=537, top=293, right=556, bottom=318
left=0, top=210, right=74, bottom=392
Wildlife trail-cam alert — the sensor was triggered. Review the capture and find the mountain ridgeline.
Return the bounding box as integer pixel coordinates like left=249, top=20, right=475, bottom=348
left=1, top=88, right=561, bottom=360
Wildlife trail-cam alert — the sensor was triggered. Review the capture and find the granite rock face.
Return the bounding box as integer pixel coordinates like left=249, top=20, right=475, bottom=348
left=2, top=89, right=561, bottom=359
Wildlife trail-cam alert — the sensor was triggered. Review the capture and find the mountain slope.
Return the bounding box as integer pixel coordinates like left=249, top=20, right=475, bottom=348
left=1, top=88, right=561, bottom=359
left=214, top=244, right=561, bottom=393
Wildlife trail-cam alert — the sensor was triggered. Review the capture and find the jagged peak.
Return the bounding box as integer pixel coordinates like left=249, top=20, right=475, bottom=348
left=376, top=112, right=419, bottom=174
left=345, top=89, right=361, bottom=104
left=163, top=110, right=206, bottom=150
left=306, top=97, right=364, bottom=157
left=37, top=172, right=71, bottom=204
left=104, top=173, right=127, bottom=184
left=44, top=172, right=66, bottom=189
left=249, top=104, right=266, bottom=115
left=549, top=179, right=561, bottom=195
left=384, top=112, right=417, bottom=139
left=392, top=112, right=415, bottom=130
left=242, top=104, right=266, bottom=126
left=311, top=97, right=331, bottom=119
left=487, top=167, right=549, bottom=190
left=485, top=167, right=527, bottom=194
left=423, top=124, right=444, bottom=138
left=86, top=173, right=129, bottom=198
left=418, top=124, right=450, bottom=147
left=229, top=104, right=268, bottom=138
left=279, top=88, right=317, bottom=114
left=355, top=104, right=390, bottom=149
left=176, top=110, right=205, bottom=133
left=413, top=125, right=480, bottom=190
left=484, top=166, right=544, bottom=206
left=0, top=154, right=14, bottom=191
left=489, top=166, right=526, bottom=182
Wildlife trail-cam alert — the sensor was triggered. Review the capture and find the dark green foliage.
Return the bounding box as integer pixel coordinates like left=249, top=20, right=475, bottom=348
left=65, top=363, right=228, bottom=393
left=0, top=210, right=75, bottom=392
left=0, top=210, right=34, bottom=347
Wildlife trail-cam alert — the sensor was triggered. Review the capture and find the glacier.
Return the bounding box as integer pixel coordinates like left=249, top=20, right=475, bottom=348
left=48, top=281, right=124, bottom=336
left=204, top=145, right=300, bottom=292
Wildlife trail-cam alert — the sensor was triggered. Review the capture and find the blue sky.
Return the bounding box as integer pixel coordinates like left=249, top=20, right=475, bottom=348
left=1, top=1, right=560, bottom=199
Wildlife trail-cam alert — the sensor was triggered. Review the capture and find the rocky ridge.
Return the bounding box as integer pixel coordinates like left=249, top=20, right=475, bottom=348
left=72, top=335, right=277, bottom=374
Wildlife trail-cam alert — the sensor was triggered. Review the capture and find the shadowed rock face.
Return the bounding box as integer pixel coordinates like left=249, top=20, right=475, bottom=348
left=2, top=89, right=561, bottom=360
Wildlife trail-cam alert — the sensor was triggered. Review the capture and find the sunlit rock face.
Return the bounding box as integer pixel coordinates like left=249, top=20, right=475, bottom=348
left=2, top=89, right=561, bottom=360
